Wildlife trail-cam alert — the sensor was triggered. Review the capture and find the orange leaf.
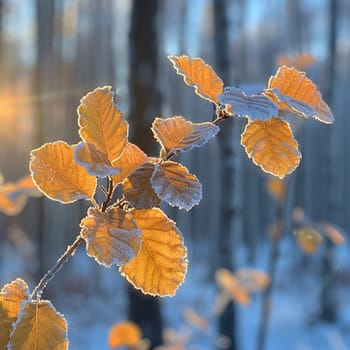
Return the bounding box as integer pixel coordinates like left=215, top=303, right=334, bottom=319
left=266, top=176, right=286, bottom=201
left=122, top=162, right=161, bottom=209
left=108, top=321, right=142, bottom=348
left=151, top=161, right=202, bottom=210
left=0, top=184, right=27, bottom=216
left=266, top=66, right=333, bottom=124
left=151, top=116, right=219, bottom=155
left=15, top=175, right=42, bottom=198
left=78, top=86, right=128, bottom=162
left=74, top=141, right=121, bottom=177
left=276, top=53, right=315, bottom=70
left=80, top=207, right=141, bottom=267
left=295, top=226, right=323, bottom=254
left=120, top=208, right=188, bottom=297
left=235, top=268, right=270, bottom=292
left=8, top=300, right=68, bottom=350
left=0, top=279, right=29, bottom=349
left=321, top=223, right=346, bottom=245
left=182, top=308, right=207, bottom=330
left=241, top=118, right=301, bottom=178
left=215, top=269, right=250, bottom=305
left=168, top=55, right=223, bottom=104
left=112, top=143, right=148, bottom=185
left=30, top=141, right=97, bottom=203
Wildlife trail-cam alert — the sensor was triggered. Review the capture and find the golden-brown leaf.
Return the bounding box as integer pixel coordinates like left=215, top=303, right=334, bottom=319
left=151, top=116, right=219, bottom=155
left=108, top=321, right=142, bottom=348
left=241, top=118, right=301, bottom=178
left=168, top=55, right=223, bottom=104
left=80, top=207, right=141, bottom=267
left=8, top=300, right=68, bottom=350
left=266, top=66, right=333, bottom=123
left=15, top=176, right=42, bottom=198
left=74, top=141, right=121, bottom=177
left=266, top=176, right=286, bottom=201
left=122, top=162, right=161, bottom=209
left=30, top=141, right=97, bottom=203
left=215, top=268, right=250, bottom=305
left=78, top=86, right=128, bottom=162
left=151, top=161, right=202, bottom=210
left=120, top=208, right=188, bottom=297
left=276, top=53, right=315, bottom=69
left=295, top=226, right=323, bottom=254
left=112, top=143, right=148, bottom=185
left=321, top=223, right=346, bottom=245
left=0, top=279, right=29, bottom=349
left=235, top=268, right=270, bottom=292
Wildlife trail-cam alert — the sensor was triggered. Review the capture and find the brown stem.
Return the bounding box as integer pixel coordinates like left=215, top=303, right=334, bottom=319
left=101, top=176, right=115, bottom=212
left=31, top=234, right=83, bottom=300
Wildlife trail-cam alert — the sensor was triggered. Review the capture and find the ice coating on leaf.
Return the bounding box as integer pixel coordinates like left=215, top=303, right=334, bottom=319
left=30, top=141, right=97, bottom=203
left=168, top=55, right=223, bottom=103
left=78, top=86, right=129, bottom=161
left=151, top=116, right=219, bottom=154
left=8, top=300, right=68, bottom=350
left=0, top=279, right=29, bottom=349
left=241, top=118, right=301, bottom=179
left=122, top=162, right=161, bottom=209
left=120, top=208, right=188, bottom=297
left=74, top=141, right=121, bottom=178
left=151, top=161, right=202, bottom=210
left=267, top=66, right=334, bottom=124
left=80, top=207, right=142, bottom=267
left=218, top=86, right=278, bottom=120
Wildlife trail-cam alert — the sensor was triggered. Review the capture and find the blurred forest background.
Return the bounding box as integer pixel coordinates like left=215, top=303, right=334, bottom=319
left=1, top=0, right=350, bottom=349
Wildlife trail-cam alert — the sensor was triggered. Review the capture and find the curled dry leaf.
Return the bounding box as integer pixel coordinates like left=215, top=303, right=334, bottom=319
left=122, top=162, right=161, bottom=209
left=168, top=55, right=223, bottom=104
left=294, top=226, right=323, bottom=254
left=218, top=86, right=278, bottom=120
left=108, top=321, right=142, bottom=348
left=265, top=66, right=333, bottom=124
left=0, top=279, right=29, bottom=349
left=151, top=116, right=219, bottom=155
left=30, top=141, right=97, bottom=203
left=80, top=207, right=141, bottom=267
left=112, top=143, right=148, bottom=185
left=151, top=161, right=202, bottom=210
left=74, top=141, right=121, bottom=178
left=120, top=208, right=188, bottom=297
left=78, top=86, right=128, bottom=162
left=8, top=300, right=68, bottom=350
left=241, top=118, right=301, bottom=179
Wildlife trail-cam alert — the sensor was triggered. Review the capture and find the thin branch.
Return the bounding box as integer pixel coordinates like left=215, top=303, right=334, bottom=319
left=31, top=234, right=83, bottom=300
left=101, top=176, right=115, bottom=212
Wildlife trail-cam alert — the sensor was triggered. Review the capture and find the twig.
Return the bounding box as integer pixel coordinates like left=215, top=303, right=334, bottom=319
left=31, top=234, right=83, bottom=300
left=101, top=176, right=115, bottom=212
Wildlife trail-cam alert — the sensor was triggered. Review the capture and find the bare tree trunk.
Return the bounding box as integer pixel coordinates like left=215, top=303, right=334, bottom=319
left=214, top=1, right=238, bottom=349
left=128, top=0, right=163, bottom=347
left=320, top=0, right=338, bottom=323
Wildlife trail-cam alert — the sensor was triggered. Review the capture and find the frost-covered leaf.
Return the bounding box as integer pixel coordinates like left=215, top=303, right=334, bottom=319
left=8, top=300, right=68, bottom=350
left=215, top=268, right=250, bottom=305
left=80, top=207, right=141, bottom=267
left=74, top=141, right=121, bottom=178
left=122, top=162, right=161, bottom=209
left=30, top=141, right=97, bottom=203
left=294, top=226, right=322, bottom=254
left=0, top=279, right=29, bottom=349
left=218, top=86, right=278, bottom=120
left=151, top=161, right=202, bottom=210
left=120, top=208, right=188, bottom=297
left=265, top=66, right=333, bottom=124
left=168, top=55, right=223, bottom=103
left=112, top=143, right=148, bottom=185
left=108, top=321, right=142, bottom=348
left=235, top=268, right=270, bottom=292
left=241, top=118, right=301, bottom=178
left=151, top=116, right=219, bottom=155
left=78, top=86, right=128, bottom=162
